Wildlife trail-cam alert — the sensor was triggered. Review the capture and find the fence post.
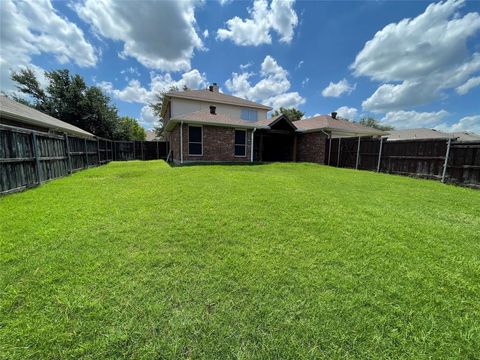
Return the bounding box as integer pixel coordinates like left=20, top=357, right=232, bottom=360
left=84, top=139, right=88, bottom=168
left=32, top=132, right=42, bottom=184
left=141, top=141, right=144, bottom=160
left=377, top=137, right=383, bottom=173
left=337, top=138, right=341, bottom=167
left=96, top=139, right=101, bottom=165
left=133, top=141, right=136, bottom=160
left=441, top=138, right=452, bottom=183
left=156, top=141, right=159, bottom=159
left=64, top=134, right=72, bottom=174
left=112, top=141, right=115, bottom=161
left=355, top=136, right=361, bottom=170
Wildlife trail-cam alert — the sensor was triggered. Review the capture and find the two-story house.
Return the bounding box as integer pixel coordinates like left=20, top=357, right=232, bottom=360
left=162, top=83, right=385, bottom=164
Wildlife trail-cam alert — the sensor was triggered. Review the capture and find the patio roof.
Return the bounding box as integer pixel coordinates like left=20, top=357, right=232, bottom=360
left=294, top=115, right=387, bottom=137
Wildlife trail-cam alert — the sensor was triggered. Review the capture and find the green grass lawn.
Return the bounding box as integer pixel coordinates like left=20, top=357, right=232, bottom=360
left=1, top=161, right=479, bottom=359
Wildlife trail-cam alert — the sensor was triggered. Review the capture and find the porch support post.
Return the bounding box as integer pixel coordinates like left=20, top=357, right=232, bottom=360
left=328, top=133, right=332, bottom=165
left=355, top=136, right=361, bottom=170
left=377, top=137, right=383, bottom=172
left=337, top=138, right=341, bottom=167
left=180, top=121, right=184, bottom=164
left=250, top=128, right=256, bottom=163
left=441, top=137, right=452, bottom=183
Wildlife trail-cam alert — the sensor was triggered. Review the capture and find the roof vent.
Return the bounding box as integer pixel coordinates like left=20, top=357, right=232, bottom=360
left=331, top=112, right=337, bottom=119
left=209, top=105, right=216, bottom=115
left=209, top=83, right=219, bottom=92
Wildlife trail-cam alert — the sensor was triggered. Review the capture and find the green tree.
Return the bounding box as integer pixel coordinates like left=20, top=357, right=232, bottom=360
left=115, top=116, right=146, bottom=140
left=150, top=85, right=180, bottom=137
left=359, top=117, right=394, bottom=131
left=271, top=107, right=304, bottom=122
left=10, top=68, right=120, bottom=138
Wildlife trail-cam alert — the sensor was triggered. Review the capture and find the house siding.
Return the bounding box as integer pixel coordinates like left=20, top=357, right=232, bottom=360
left=171, top=98, right=268, bottom=122
left=296, top=132, right=327, bottom=164
left=168, top=123, right=252, bottom=163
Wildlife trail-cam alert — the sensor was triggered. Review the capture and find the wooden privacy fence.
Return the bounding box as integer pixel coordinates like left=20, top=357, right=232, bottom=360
left=326, top=137, right=480, bottom=188
left=0, top=124, right=168, bottom=194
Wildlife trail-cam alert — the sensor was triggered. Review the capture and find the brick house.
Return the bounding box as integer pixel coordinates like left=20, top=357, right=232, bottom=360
left=162, top=84, right=385, bottom=164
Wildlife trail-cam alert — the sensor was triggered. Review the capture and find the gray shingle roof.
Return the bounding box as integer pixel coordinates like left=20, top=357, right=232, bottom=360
left=385, top=128, right=480, bottom=141
left=294, top=115, right=387, bottom=136
left=0, top=95, right=94, bottom=138
left=164, top=89, right=272, bottom=112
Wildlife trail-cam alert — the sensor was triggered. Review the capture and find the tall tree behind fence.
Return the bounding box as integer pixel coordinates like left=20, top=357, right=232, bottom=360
left=0, top=124, right=168, bottom=194
left=326, top=137, right=480, bottom=188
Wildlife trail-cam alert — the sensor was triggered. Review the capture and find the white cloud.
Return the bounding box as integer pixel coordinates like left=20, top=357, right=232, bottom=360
left=352, top=0, right=480, bottom=111
left=436, top=115, right=480, bottom=133
left=0, top=0, right=96, bottom=91
left=240, top=62, right=253, bottom=70
left=203, top=29, right=209, bottom=39
left=301, top=77, right=309, bottom=87
left=139, top=105, right=158, bottom=129
left=380, top=110, right=449, bottom=129
left=99, top=69, right=207, bottom=105
left=217, top=0, right=298, bottom=46
left=321, top=79, right=356, bottom=97
left=225, top=55, right=305, bottom=109
left=296, top=60, right=304, bottom=69
left=456, top=76, right=480, bottom=95
left=75, top=0, right=203, bottom=72
left=335, top=106, right=358, bottom=120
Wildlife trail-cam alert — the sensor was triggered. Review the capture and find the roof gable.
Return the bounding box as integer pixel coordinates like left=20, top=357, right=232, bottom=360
left=161, top=89, right=271, bottom=117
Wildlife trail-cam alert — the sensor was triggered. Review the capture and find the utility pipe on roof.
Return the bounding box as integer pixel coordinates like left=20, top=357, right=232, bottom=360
left=251, top=128, right=256, bottom=163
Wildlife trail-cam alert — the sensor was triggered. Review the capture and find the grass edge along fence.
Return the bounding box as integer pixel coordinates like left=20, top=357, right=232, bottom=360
left=326, top=136, right=480, bottom=188
left=0, top=124, right=168, bottom=195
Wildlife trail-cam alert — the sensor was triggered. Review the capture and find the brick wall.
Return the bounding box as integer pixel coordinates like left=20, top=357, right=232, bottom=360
left=167, top=123, right=326, bottom=164
left=296, top=132, right=327, bottom=164
left=168, top=123, right=252, bottom=163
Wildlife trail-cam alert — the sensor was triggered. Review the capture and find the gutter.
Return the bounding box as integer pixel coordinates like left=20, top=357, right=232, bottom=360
left=251, top=128, right=256, bottom=163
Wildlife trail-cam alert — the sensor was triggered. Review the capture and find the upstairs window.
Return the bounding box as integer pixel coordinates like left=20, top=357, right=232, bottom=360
left=240, top=108, right=258, bottom=121
left=188, top=125, right=202, bottom=156
left=234, top=130, right=247, bottom=157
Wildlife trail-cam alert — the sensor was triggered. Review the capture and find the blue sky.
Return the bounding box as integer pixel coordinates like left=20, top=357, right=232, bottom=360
left=1, top=0, right=479, bottom=132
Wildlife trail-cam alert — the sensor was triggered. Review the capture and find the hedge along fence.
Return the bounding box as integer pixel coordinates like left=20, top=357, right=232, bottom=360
left=326, top=136, right=480, bottom=188
left=0, top=124, right=168, bottom=195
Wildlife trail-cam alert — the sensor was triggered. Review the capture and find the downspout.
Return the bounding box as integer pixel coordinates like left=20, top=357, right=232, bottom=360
left=180, top=121, right=184, bottom=164
left=251, top=128, right=256, bottom=163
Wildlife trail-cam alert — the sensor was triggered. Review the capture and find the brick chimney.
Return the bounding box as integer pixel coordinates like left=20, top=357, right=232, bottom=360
left=331, top=112, right=337, bottom=119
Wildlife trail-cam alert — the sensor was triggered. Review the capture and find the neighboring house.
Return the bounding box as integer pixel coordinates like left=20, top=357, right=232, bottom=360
left=162, top=84, right=386, bottom=164
left=385, top=128, right=480, bottom=141
left=0, top=95, right=94, bottom=138
left=146, top=130, right=161, bottom=141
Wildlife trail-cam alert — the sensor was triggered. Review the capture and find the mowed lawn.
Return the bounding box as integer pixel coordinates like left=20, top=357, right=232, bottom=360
left=1, top=161, right=479, bottom=359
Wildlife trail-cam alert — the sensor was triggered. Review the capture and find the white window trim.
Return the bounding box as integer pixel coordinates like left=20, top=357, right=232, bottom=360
left=234, top=129, right=247, bottom=157
left=241, top=108, right=258, bottom=122
left=188, top=125, right=203, bottom=156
